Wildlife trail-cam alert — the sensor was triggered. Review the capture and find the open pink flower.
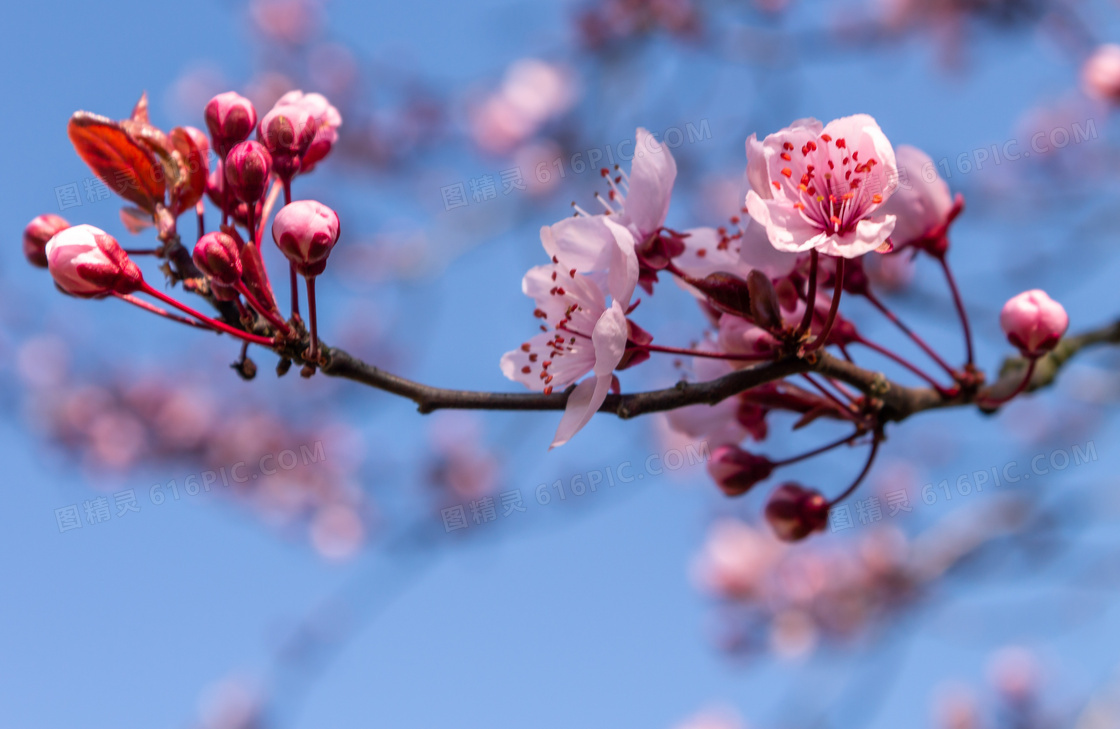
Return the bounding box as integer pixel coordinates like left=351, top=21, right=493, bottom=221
left=565, top=127, right=679, bottom=291
left=745, top=114, right=898, bottom=258
left=501, top=218, right=638, bottom=447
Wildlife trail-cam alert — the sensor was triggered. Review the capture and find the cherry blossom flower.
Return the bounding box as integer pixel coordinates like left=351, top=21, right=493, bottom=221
left=580, top=127, right=681, bottom=290
left=745, top=114, right=899, bottom=258
left=501, top=217, right=638, bottom=447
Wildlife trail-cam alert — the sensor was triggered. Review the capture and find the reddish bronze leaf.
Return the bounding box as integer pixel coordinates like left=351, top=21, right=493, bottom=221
left=68, top=112, right=166, bottom=213
left=168, top=127, right=208, bottom=214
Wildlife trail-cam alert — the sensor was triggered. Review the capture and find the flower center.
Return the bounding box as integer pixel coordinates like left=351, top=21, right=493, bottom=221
left=773, top=134, right=885, bottom=236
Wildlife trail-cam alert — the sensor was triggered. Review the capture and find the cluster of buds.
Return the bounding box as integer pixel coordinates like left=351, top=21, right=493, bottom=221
left=25, top=89, right=344, bottom=375
left=502, top=115, right=1071, bottom=540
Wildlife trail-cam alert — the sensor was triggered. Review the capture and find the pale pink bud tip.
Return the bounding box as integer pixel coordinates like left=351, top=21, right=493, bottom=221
left=764, top=483, right=829, bottom=542
left=225, top=141, right=272, bottom=204
left=24, top=214, right=70, bottom=268
left=258, top=103, right=317, bottom=179
left=193, top=232, right=243, bottom=285
left=999, top=289, right=1069, bottom=358
left=272, top=200, right=341, bottom=277
left=708, top=445, right=775, bottom=497
left=276, top=91, right=342, bottom=172
left=205, top=91, right=258, bottom=156
left=45, top=224, right=143, bottom=298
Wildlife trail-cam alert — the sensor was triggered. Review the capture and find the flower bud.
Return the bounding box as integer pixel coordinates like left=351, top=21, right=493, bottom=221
left=746, top=269, right=782, bottom=331
left=1000, top=289, right=1069, bottom=358
left=276, top=91, right=342, bottom=172
left=192, top=232, right=243, bottom=285
left=225, top=141, right=272, bottom=204
left=708, top=445, right=775, bottom=497
left=1083, top=44, right=1120, bottom=103
left=272, top=200, right=341, bottom=277
left=24, top=214, right=70, bottom=268
left=45, top=224, right=143, bottom=298
left=764, top=483, right=830, bottom=542
left=258, top=103, right=317, bottom=180
left=205, top=91, right=257, bottom=157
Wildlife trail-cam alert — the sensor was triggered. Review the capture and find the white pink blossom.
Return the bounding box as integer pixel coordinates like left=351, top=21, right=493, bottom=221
left=501, top=217, right=638, bottom=447
left=745, top=114, right=899, bottom=258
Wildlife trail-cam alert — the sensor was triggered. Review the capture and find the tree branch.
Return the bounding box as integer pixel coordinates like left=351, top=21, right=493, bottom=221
left=313, top=318, right=1120, bottom=424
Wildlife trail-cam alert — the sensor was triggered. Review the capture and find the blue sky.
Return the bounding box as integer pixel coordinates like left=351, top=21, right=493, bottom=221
left=3, top=1, right=1120, bottom=728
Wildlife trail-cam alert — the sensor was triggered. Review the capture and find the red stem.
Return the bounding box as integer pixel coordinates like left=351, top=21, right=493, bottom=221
left=939, top=255, right=974, bottom=365
left=113, top=293, right=213, bottom=330
left=829, top=434, right=881, bottom=505
left=233, top=282, right=292, bottom=335
left=772, top=430, right=862, bottom=467
left=854, top=335, right=954, bottom=395
left=282, top=179, right=300, bottom=320
left=978, top=358, right=1037, bottom=408
left=641, top=343, right=777, bottom=362
left=797, top=249, right=819, bottom=337
left=807, top=255, right=844, bottom=351
left=800, top=373, right=859, bottom=421
left=139, top=282, right=275, bottom=346
left=307, top=276, right=319, bottom=362
left=862, top=289, right=956, bottom=376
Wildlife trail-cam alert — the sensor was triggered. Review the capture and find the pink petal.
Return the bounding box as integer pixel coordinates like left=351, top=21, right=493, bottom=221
left=745, top=134, right=771, bottom=201
left=603, top=218, right=639, bottom=307
left=550, top=376, right=608, bottom=448
left=624, top=127, right=677, bottom=239
left=814, top=215, right=897, bottom=258
left=543, top=217, right=616, bottom=272
left=745, top=191, right=823, bottom=253
left=739, top=220, right=797, bottom=279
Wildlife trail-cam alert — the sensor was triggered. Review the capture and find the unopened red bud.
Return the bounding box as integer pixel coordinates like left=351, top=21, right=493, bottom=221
left=192, top=232, right=243, bottom=285
left=764, top=483, right=830, bottom=542
left=746, top=270, right=782, bottom=331
left=258, top=103, right=317, bottom=180
left=225, top=141, right=272, bottom=204
left=205, top=92, right=257, bottom=157
left=45, top=224, right=143, bottom=298
left=1000, top=289, right=1069, bottom=358
left=708, top=445, right=775, bottom=497
left=24, top=214, right=70, bottom=268
left=272, top=200, right=341, bottom=277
